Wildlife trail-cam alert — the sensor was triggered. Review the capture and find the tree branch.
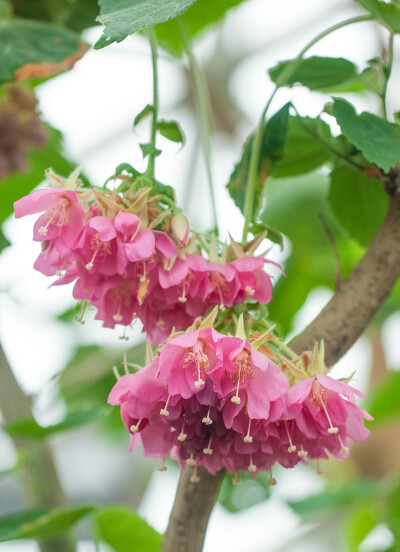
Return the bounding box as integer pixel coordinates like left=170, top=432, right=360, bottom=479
left=161, top=193, right=400, bottom=552
left=0, top=344, right=74, bottom=552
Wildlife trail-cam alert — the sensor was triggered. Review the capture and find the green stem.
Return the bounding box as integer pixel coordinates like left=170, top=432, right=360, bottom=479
left=177, top=18, right=219, bottom=234
left=147, top=28, right=159, bottom=177
left=382, top=32, right=395, bottom=120
left=241, top=14, right=374, bottom=244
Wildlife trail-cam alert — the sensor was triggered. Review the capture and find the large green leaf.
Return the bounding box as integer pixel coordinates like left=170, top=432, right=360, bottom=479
left=366, top=371, right=400, bottom=426
left=94, top=507, right=162, bottom=552
left=269, top=57, right=358, bottom=91
left=328, top=164, right=389, bottom=247
left=0, top=125, right=75, bottom=225
left=155, top=0, right=246, bottom=55
left=357, top=0, right=400, bottom=33
left=344, top=504, right=380, bottom=552
left=332, top=98, right=400, bottom=172
left=0, top=18, right=83, bottom=85
left=273, top=116, right=333, bottom=177
left=261, top=172, right=363, bottom=334
left=95, top=0, right=197, bottom=49
left=227, top=102, right=290, bottom=213
left=4, top=408, right=105, bottom=440
left=0, top=505, right=94, bottom=542
left=10, top=0, right=99, bottom=33
left=288, top=481, right=382, bottom=516
left=218, top=471, right=271, bottom=513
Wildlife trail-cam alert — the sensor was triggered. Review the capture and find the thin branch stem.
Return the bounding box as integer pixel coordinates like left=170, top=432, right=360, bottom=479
left=146, top=28, right=159, bottom=177
left=241, top=14, right=374, bottom=244
left=177, top=18, right=219, bottom=234
left=382, top=32, right=395, bottom=120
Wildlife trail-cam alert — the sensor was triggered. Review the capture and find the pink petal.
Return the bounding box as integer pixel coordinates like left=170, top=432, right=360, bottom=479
left=114, top=211, right=140, bottom=241
left=88, top=216, right=117, bottom=241
left=155, top=232, right=178, bottom=258
left=125, top=229, right=155, bottom=262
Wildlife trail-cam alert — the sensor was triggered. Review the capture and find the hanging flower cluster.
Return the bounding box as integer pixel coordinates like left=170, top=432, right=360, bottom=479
left=109, top=313, right=372, bottom=482
left=14, top=170, right=279, bottom=344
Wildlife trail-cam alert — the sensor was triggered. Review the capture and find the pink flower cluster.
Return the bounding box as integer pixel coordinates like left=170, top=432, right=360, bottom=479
left=14, top=185, right=278, bottom=344
left=109, top=328, right=371, bottom=480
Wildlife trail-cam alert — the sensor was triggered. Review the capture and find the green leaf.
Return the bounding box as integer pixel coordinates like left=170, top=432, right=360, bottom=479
left=344, top=504, right=380, bottom=552
left=269, top=57, right=358, bottom=91
left=0, top=505, right=94, bottom=542
left=4, top=408, right=104, bottom=440
left=366, top=371, right=400, bottom=426
left=140, top=143, right=162, bottom=159
left=218, top=472, right=271, bottom=513
left=157, top=120, right=185, bottom=144
left=134, top=104, right=154, bottom=126
left=328, top=164, right=389, bottom=247
left=0, top=125, right=76, bottom=226
left=249, top=221, right=284, bottom=250
left=288, top=481, right=382, bottom=516
left=95, top=0, right=197, bottom=49
left=357, top=0, right=400, bottom=33
left=273, top=116, right=333, bottom=177
left=227, top=102, right=290, bottom=213
left=155, top=0, right=246, bottom=56
left=94, top=507, right=162, bottom=552
left=261, top=172, right=364, bottom=334
left=0, top=18, right=83, bottom=85
left=0, top=226, right=11, bottom=253
left=332, top=98, right=400, bottom=172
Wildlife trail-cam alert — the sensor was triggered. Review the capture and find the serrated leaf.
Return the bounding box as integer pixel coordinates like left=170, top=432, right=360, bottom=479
left=0, top=125, right=77, bottom=225
left=227, top=102, right=290, bottom=213
left=0, top=18, right=84, bottom=85
left=357, top=0, right=400, bottom=33
left=157, top=120, right=185, bottom=143
left=140, top=143, right=162, bottom=159
left=95, top=0, right=197, bottom=49
left=328, top=164, right=389, bottom=247
left=94, top=507, right=162, bottom=552
left=273, top=116, right=334, bottom=177
left=4, top=408, right=104, bottom=440
left=0, top=505, right=94, bottom=542
left=134, top=104, right=154, bottom=126
left=269, top=56, right=358, bottom=91
left=155, top=0, right=246, bottom=56
left=332, top=98, right=400, bottom=172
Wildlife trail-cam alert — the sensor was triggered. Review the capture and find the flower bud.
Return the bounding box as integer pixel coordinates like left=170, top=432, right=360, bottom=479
left=171, top=214, right=189, bottom=246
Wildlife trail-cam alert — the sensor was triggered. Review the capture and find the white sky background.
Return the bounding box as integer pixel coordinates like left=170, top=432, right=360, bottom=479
left=0, top=0, right=399, bottom=551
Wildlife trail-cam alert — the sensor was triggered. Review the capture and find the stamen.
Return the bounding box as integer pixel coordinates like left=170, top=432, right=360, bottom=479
left=320, top=398, right=338, bottom=434
left=177, top=421, right=187, bottom=442
left=247, top=455, right=257, bottom=473
left=245, top=286, right=255, bottom=297
left=244, top=418, right=253, bottom=443
left=130, top=418, right=142, bottom=433
left=231, top=363, right=242, bottom=404
left=203, top=436, right=213, bottom=455
left=123, top=353, right=129, bottom=375
left=268, top=470, right=277, bottom=486
left=186, top=452, right=196, bottom=466
left=85, top=246, right=100, bottom=271
left=160, top=395, right=171, bottom=416
left=157, top=458, right=167, bottom=472
left=232, top=473, right=242, bottom=485
left=112, top=365, right=121, bottom=380
left=202, top=405, right=212, bottom=425
left=316, top=459, right=324, bottom=475
left=38, top=218, right=52, bottom=236
left=297, top=445, right=308, bottom=458
left=190, top=464, right=200, bottom=483
left=338, top=434, right=349, bottom=455
left=284, top=421, right=296, bottom=452
left=119, top=327, right=129, bottom=341
left=113, top=301, right=123, bottom=323
left=75, top=301, right=87, bottom=324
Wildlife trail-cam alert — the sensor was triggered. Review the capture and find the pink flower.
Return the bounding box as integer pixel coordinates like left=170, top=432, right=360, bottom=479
left=14, top=188, right=85, bottom=246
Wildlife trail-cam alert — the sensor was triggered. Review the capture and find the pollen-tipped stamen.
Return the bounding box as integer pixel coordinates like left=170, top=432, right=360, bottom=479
left=202, top=405, right=212, bottom=425
left=186, top=452, right=196, bottom=466
left=160, top=395, right=171, bottom=416
left=244, top=418, right=253, bottom=443
left=268, top=469, right=277, bottom=486
left=157, top=458, right=167, bottom=472
left=319, top=398, right=338, bottom=434
left=338, top=433, right=349, bottom=455
left=190, top=464, right=200, bottom=483
left=233, top=473, right=241, bottom=485
left=130, top=418, right=142, bottom=433
left=248, top=455, right=257, bottom=473
left=231, top=364, right=242, bottom=404
left=284, top=421, right=296, bottom=452
left=203, top=436, right=213, bottom=455
left=177, top=420, right=187, bottom=442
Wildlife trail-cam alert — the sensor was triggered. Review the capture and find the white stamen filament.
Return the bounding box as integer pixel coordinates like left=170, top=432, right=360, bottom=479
left=86, top=246, right=100, bottom=271
left=190, top=464, right=200, bottom=483
left=298, top=445, right=308, bottom=458
left=338, top=434, right=349, bottom=455
left=320, top=398, right=338, bottom=434
left=284, top=421, right=296, bottom=452
left=231, top=363, right=242, bottom=404
left=130, top=418, right=142, bottom=433
left=248, top=455, right=257, bottom=473
left=38, top=217, right=52, bottom=236
left=244, top=418, right=253, bottom=443
left=186, top=452, right=196, bottom=466
left=202, top=405, right=212, bottom=425
left=157, top=458, right=167, bottom=472
left=160, top=395, right=171, bottom=416
left=268, top=470, right=277, bottom=486
left=203, top=436, right=213, bottom=455
left=177, top=420, right=187, bottom=442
